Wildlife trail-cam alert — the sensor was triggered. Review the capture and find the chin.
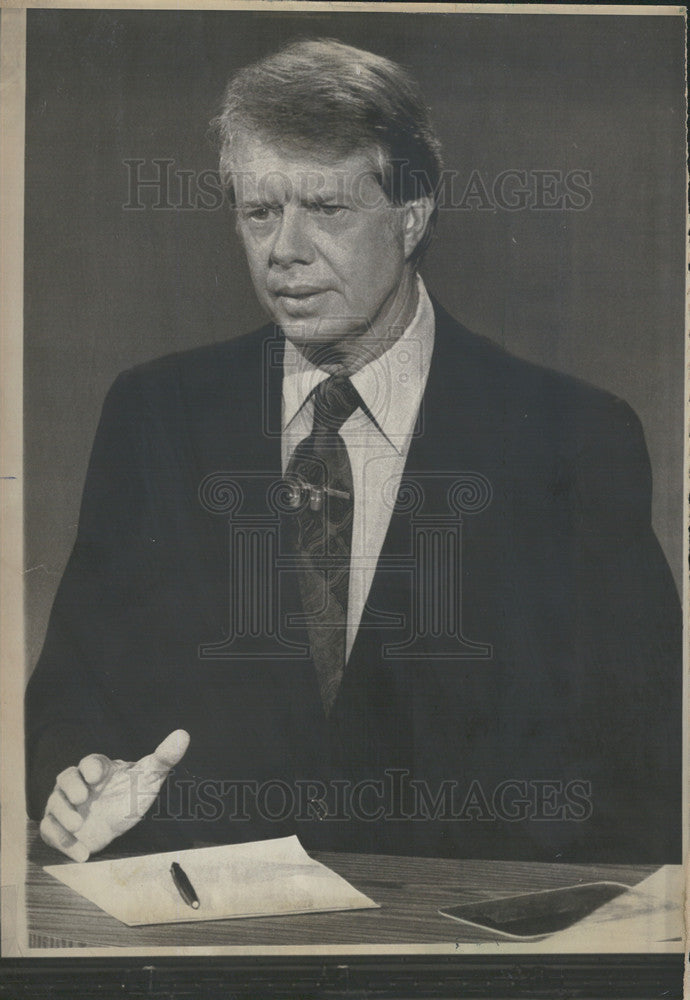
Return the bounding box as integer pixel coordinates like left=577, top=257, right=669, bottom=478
left=280, top=318, right=357, bottom=347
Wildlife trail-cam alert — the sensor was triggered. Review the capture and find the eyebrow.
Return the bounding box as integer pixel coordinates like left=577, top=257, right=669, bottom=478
left=303, top=191, right=345, bottom=203
left=236, top=198, right=282, bottom=209
left=236, top=190, right=350, bottom=209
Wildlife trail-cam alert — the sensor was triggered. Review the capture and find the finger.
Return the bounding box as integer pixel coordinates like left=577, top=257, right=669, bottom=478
left=56, top=766, right=89, bottom=806
left=149, top=729, right=191, bottom=771
left=46, top=789, right=83, bottom=834
left=78, top=753, right=113, bottom=786
left=39, top=814, right=89, bottom=863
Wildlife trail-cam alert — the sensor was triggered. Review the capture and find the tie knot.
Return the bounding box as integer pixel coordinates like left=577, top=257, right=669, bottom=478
left=311, top=376, right=360, bottom=434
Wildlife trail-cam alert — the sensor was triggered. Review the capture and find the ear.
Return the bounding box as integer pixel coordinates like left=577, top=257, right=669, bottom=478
left=402, top=196, right=435, bottom=260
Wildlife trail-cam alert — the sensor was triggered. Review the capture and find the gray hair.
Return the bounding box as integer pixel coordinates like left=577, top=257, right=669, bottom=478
left=209, top=38, right=444, bottom=262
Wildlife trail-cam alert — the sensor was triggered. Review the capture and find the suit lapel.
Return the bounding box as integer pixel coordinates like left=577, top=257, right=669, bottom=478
left=350, top=300, right=475, bottom=644
left=180, top=326, right=288, bottom=651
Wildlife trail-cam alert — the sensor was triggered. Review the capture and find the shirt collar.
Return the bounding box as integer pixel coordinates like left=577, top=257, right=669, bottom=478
left=282, top=275, right=435, bottom=455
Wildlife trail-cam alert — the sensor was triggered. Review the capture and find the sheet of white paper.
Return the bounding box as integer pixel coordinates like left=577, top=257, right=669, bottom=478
left=44, top=835, right=379, bottom=927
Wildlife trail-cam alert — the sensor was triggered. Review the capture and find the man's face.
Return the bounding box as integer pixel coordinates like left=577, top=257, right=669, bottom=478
left=231, top=133, right=416, bottom=352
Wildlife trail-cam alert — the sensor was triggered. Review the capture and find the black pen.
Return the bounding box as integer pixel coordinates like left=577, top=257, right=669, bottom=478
left=170, top=861, right=200, bottom=909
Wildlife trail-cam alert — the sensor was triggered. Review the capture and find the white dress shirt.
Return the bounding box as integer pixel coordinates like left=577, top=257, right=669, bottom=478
left=282, top=276, right=435, bottom=659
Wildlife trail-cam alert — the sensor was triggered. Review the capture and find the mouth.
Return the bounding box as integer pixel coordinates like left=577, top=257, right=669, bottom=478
left=273, top=286, right=325, bottom=301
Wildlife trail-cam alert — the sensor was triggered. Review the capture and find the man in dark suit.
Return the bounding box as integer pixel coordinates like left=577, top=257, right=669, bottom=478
left=26, top=39, right=681, bottom=866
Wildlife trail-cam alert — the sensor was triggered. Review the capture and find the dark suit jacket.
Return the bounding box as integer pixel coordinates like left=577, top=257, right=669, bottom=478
left=26, top=301, right=682, bottom=863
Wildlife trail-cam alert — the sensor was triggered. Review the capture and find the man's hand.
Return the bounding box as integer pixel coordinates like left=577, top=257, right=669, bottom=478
left=39, top=729, right=190, bottom=862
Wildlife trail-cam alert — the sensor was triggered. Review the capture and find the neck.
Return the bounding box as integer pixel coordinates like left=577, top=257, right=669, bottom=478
left=298, top=270, right=420, bottom=376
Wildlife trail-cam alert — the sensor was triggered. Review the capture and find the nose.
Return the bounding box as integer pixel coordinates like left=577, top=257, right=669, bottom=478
left=269, top=206, right=314, bottom=268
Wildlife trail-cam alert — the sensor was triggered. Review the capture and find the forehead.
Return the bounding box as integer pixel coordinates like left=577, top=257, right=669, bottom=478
left=230, top=132, right=380, bottom=202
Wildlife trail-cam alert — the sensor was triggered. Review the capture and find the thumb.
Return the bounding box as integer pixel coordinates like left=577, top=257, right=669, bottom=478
left=113, top=731, right=190, bottom=829
left=147, top=729, right=191, bottom=772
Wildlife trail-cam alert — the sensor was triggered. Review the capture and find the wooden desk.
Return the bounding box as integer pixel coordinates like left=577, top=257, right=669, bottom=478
left=25, top=824, right=657, bottom=949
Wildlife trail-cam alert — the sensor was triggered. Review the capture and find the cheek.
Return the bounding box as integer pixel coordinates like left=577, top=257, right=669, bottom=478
left=240, top=239, right=268, bottom=285
left=365, top=211, right=404, bottom=262
left=237, top=225, right=265, bottom=263
left=351, top=225, right=404, bottom=287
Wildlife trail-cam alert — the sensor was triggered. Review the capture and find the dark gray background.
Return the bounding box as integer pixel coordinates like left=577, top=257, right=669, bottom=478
left=24, top=10, right=686, bottom=672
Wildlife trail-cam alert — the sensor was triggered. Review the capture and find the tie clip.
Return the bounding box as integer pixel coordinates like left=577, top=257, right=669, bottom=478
left=287, top=476, right=350, bottom=512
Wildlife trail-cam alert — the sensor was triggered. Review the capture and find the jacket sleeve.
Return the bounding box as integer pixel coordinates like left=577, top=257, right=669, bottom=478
left=25, top=369, right=162, bottom=820
left=567, top=394, right=682, bottom=861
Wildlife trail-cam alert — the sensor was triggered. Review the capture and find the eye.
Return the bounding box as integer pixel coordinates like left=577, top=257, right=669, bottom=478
left=308, top=203, right=345, bottom=217
left=242, top=206, right=278, bottom=223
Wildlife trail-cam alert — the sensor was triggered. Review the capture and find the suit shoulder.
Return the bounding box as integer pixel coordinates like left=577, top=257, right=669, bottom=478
left=109, top=323, right=276, bottom=402
left=433, top=299, right=637, bottom=434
